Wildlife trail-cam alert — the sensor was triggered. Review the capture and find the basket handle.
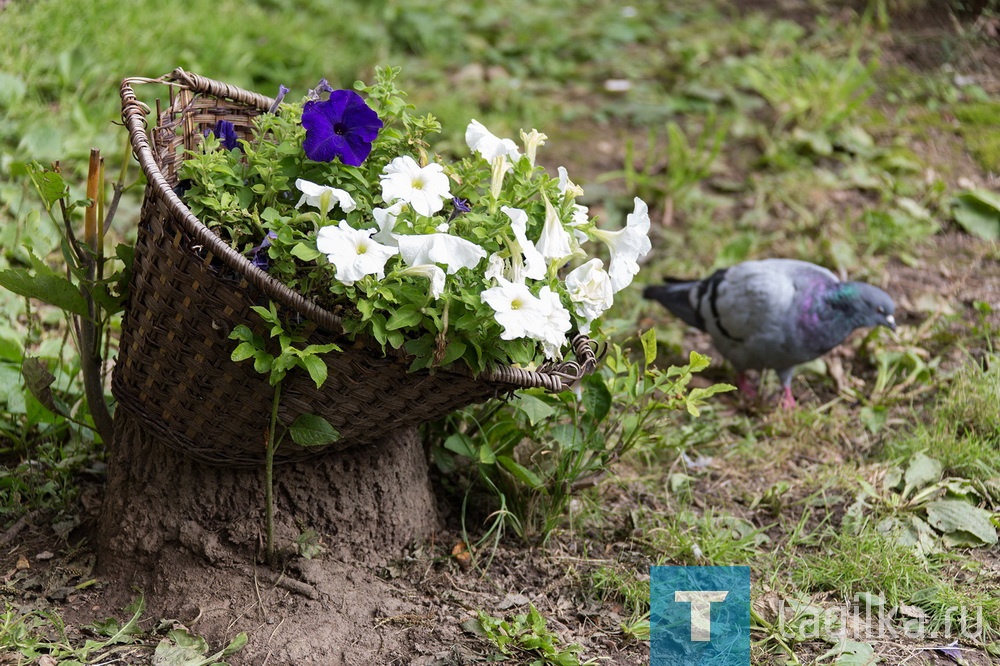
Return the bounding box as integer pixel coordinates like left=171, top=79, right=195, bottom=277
left=119, top=70, right=347, bottom=335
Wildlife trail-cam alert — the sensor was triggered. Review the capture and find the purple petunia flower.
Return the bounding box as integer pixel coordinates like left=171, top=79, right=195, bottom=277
left=267, top=84, right=290, bottom=114
left=307, top=78, right=335, bottom=101
left=448, top=197, right=472, bottom=222
left=249, top=231, right=278, bottom=271
left=301, top=90, right=382, bottom=166
left=210, top=119, right=239, bottom=151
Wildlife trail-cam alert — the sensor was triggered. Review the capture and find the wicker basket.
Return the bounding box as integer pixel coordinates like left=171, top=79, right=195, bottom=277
left=113, top=69, right=599, bottom=467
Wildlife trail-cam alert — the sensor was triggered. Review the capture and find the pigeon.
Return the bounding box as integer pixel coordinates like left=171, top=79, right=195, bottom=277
left=643, top=258, right=896, bottom=408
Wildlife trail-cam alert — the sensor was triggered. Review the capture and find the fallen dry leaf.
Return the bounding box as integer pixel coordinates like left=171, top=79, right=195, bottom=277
left=450, top=541, right=471, bottom=571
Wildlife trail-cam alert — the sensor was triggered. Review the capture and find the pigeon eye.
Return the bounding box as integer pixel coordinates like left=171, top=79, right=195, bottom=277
left=877, top=306, right=885, bottom=314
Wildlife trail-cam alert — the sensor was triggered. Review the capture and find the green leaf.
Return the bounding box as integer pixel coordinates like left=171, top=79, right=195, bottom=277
left=926, top=499, right=997, bottom=546
left=289, top=413, right=341, bottom=447
left=952, top=190, right=1000, bottom=241
left=497, top=455, right=545, bottom=490
left=582, top=374, right=612, bottom=423
left=515, top=393, right=556, bottom=426
left=290, top=242, right=323, bottom=261
left=478, top=444, right=497, bottom=464
left=386, top=305, right=423, bottom=331
left=925, top=499, right=998, bottom=546
left=222, top=632, right=248, bottom=657
left=0, top=268, right=88, bottom=316
left=25, top=164, right=68, bottom=209
left=443, top=432, right=477, bottom=459
left=815, top=639, right=878, bottom=666
left=299, top=353, right=328, bottom=388
left=166, top=629, right=209, bottom=653
left=640, top=328, right=657, bottom=366
left=440, top=340, right=466, bottom=366
left=902, top=452, right=942, bottom=498
left=230, top=342, right=258, bottom=363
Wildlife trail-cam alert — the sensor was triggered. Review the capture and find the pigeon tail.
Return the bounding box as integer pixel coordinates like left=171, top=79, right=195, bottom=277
left=643, top=282, right=704, bottom=330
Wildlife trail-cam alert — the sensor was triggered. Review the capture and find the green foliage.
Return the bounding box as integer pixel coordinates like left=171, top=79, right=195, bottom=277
left=610, top=116, right=729, bottom=210
left=951, top=189, right=1000, bottom=241
left=229, top=302, right=341, bottom=388
left=465, top=604, right=593, bottom=666
left=953, top=101, right=1000, bottom=172
left=430, top=333, right=732, bottom=541
left=0, top=596, right=246, bottom=665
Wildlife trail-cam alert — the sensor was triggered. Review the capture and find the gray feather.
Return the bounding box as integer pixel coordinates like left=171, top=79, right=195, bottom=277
left=644, top=258, right=896, bottom=392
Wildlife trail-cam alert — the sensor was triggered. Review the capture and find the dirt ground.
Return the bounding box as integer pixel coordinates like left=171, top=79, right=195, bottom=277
left=2, top=3, right=999, bottom=665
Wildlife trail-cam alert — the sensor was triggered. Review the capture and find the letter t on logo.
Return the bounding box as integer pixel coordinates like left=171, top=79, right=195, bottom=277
left=674, top=591, right=729, bottom=641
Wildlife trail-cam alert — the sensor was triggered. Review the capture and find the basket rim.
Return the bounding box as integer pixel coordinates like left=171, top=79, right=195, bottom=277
left=119, top=68, right=598, bottom=392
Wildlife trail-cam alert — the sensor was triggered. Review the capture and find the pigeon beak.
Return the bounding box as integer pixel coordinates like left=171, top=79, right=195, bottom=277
left=885, top=314, right=896, bottom=331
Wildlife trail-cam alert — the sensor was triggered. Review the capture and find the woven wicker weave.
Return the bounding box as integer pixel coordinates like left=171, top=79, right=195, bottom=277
left=113, top=69, right=599, bottom=467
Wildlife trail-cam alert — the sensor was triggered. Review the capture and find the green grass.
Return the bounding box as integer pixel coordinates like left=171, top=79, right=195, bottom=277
left=954, top=101, right=1000, bottom=172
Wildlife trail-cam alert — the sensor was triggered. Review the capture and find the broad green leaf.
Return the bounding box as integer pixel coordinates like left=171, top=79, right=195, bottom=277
left=925, top=499, right=997, bottom=546
left=0, top=268, right=88, bottom=316
left=687, top=350, right=711, bottom=373
left=228, top=324, right=255, bottom=344
left=443, top=432, right=477, bottom=459
left=299, top=353, right=328, bottom=388
left=25, top=164, right=68, bottom=209
left=152, top=642, right=206, bottom=666
left=440, top=340, right=466, bottom=366
left=289, top=413, right=340, bottom=447
left=386, top=305, right=423, bottom=331
left=166, top=629, right=209, bottom=653
left=515, top=392, right=556, bottom=426
left=815, top=639, right=878, bottom=666
left=640, top=328, right=657, bottom=366
left=222, top=633, right=248, bottom=657
left=902, top=452, right=942, bottom=498
left=952, top=190, right=1000, bottom=241
left=230, top=342, right=258, bottom=363
left=478, top=444, right=497, bottom=465
left=497, top=455, right=544, bottom=490
left=582, top=374, right=612, bottom=423
left=290, top=242, right=322, bottom=261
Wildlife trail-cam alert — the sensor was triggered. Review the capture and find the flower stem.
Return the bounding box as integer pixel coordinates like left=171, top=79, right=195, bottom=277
left=265, top=380, right=282, bottom=565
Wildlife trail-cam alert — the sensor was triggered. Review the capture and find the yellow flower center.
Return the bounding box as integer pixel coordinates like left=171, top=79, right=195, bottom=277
left=510, top=298, right=523, bottom=310
left=412, top=176, right=425, bottom=191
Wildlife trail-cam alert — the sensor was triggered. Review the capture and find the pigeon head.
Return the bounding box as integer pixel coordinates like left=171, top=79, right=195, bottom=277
left=828, top=282, right=896, bottom=332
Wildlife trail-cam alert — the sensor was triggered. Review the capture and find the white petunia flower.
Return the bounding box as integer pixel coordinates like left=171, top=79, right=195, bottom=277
left=316, top=221, right=398, bottom=285
left=396, top=233, right=487, bottom=274
left=371, top=202, right=404, bottom=247
left=535, top=195, right=576, bottom=264
left=501, top=206, right=546, bottom=281
left=565, top=258, right=614, bottom=335
left=295, top=178, right=357, bottom=217
left=485, top=253, right=506, bottom=281
left=588, top=197, right=652, bottom=293
left=380, top=156, right=452, bottom=218
left=481, top=277, right=548, bottom=341
left=536, top=286, right=572, bottom=359
left=396, top=263, right=447, bottom=299
left=466, top=120, right=521, bottom=161
left=557, top=166, right=585, bottom=198
left=520, top=128, right=547, bottom=166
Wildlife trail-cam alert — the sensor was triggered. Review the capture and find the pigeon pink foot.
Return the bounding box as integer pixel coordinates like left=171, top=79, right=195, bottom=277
left=780, top=385, right=797, bottom=409
left=736, top=372, right=757, bottom=399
